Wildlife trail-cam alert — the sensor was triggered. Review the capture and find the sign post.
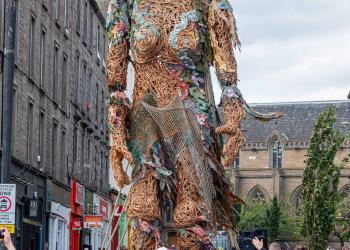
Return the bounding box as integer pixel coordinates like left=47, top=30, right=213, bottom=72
left=0, top=184, right=16, bottom=233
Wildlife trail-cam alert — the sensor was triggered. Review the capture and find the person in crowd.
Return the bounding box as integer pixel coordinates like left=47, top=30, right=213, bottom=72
left=0, top=227, right=15, bottom=250
left=252, top=237, right=281, bottom=250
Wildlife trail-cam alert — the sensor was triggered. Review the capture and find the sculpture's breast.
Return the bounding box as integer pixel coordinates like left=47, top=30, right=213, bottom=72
left=130, top=0, right=206, bottom=65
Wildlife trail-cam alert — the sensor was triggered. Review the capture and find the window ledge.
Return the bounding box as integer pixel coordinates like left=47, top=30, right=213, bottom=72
left=64, top=28, right=70, bottom=39
left=42, top=1, right=48, bottom=11
left=55, top=19, right=61, bottom=29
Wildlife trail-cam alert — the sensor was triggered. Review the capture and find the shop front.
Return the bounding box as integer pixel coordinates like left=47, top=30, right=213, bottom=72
left=91, top=193, right=112, bottom=250
left=22, top=193, right=45, bottom=250
left=82, top=188, right=94, bottom=249
left=11, top=164, right=46, bottom=250
left=48, top=201, right=70, bottom=250
left=46, top=179, right=71, bottom=250
left=110, top=192, right=128, bottom=250
left=70, top=180, right=84, bottom=250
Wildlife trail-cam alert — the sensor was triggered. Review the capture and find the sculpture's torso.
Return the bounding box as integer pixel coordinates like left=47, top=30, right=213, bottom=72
left=130, top=0, right=213, bottom=108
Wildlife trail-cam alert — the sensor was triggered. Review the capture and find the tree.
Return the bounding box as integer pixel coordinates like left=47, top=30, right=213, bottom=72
left=266, top=196, right=281, bottom=242
left=239, top=199, right=269, bottom=230
left=239, top=198, right=301, bottom=241
left=302, top=106, right=349, bottom=249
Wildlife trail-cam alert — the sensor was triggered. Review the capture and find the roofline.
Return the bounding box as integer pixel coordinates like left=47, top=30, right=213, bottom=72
left=90, top=0, right=106, bottom=25
left=248, top=99, right=350, bottom=106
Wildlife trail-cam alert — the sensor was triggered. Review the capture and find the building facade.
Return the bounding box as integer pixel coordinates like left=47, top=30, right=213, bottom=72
left=227, top=100, right=350, bottom=215
left=0, top=0, right=111, bottom=249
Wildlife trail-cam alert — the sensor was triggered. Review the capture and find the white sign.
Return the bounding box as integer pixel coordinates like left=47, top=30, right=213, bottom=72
left=0, top=184, right=16, bottom=233
left=50, top=201, right=70, bottom=223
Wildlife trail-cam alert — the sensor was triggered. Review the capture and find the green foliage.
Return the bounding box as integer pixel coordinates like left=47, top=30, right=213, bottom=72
left=334, top=197, right=350, bottom=243
left=266, top=196, right=281, bottom=241
left=239, top=198, right=301, bottom=241
left=301, top=106, right=348, bottom=250
left=239, top=199, right=269, bottom=230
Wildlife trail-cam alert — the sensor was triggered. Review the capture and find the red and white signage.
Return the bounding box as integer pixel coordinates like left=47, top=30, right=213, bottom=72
left=71, top=218, right=82, bottom=230
left=0, top=184, right=16, bottom=234
left=99, top=199, right=108, bottom=218
left=93, top=194, right=111, bottom=219
left=84, top=215, right=103, bottom=229
left=74, top=182, right=84, bottom=205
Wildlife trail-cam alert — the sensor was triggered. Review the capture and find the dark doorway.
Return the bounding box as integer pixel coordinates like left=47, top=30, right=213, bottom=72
left=22, top=222, right=41, bottom=250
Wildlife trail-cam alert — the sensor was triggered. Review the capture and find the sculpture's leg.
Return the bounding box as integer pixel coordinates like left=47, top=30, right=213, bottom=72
left=173, top=150, right=212, bottom=250
left=126, top=168, right=161, bottom=250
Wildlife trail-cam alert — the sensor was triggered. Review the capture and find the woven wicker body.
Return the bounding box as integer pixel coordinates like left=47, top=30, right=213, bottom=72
left=106, top=0, right=244, bottom=249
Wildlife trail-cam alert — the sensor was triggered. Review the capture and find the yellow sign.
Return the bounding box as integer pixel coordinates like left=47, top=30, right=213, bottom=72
left=0, top=224, right=15, bottom=234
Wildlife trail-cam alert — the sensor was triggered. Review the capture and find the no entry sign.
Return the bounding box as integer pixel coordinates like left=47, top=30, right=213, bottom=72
left=0, top=184, right=16, bottom=233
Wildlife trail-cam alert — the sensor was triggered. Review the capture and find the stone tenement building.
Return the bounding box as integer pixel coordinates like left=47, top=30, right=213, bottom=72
left=226, top=100, right=350, bottom=215
left=1, top=0, right=110, bottom=249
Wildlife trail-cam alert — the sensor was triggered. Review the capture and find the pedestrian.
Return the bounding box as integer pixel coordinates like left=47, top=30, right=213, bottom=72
left=0, top=227, right=15, bottom=250
left=252, top=237, right=281, bottom=250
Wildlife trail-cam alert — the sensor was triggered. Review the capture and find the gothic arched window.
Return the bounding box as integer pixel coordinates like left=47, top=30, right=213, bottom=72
left=249, top=186, right=268, bottom=202
left=341, top=185, right=350, bottom=197
left=291, top=187, right=303, bottom=216
left=271, top=140, right=283, bottom=168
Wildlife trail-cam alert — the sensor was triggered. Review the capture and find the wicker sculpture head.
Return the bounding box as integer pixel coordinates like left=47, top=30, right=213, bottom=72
left=106, top=0, right=282, bottom=249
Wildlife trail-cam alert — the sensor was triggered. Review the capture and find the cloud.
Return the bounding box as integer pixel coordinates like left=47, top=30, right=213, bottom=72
left=212, top=0, right=350, bottom=103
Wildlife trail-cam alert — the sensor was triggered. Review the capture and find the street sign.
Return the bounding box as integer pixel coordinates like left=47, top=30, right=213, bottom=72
left=0, top=184, right=16, bottom=233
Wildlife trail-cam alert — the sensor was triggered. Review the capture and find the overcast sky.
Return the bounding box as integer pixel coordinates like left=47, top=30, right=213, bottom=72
left=212, top=0, right=350, bottom=103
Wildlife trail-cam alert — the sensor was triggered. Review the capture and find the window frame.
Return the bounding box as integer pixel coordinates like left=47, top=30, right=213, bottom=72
left=27, top=100, right=34, bottom=165
left=60, top=128, right=67, bottom=181
left=53, top=42, right=60, bottom=104
left=271, top=140, right=283, bottom=168
left=52, top=120, right=59, bottom=178
left=39, top=26, right=47, bottom=89
left=62, top=53, right=68, bottom=111
left=29, top=12, right=36, bottom=79
left=39, top=110, right=45, bottom=170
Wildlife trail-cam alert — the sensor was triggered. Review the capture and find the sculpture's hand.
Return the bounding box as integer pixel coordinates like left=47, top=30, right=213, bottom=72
left=215, top=99, right=244, bottom=167
left=108, top=91, right=133, bottom=187
left=216, top=85, right=283, bottom=168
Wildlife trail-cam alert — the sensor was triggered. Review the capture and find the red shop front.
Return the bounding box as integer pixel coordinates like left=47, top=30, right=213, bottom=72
left=110, top=191, right=121, bottom=250
left=70, top=180, right=84, bottom=250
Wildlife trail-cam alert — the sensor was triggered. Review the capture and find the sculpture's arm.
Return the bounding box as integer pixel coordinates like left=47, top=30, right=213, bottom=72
left=106, top=0, right=130, bottom=91
left=208, top=0, right=240, bottom=87
left=209, top=0, right=282, bottom=167
left=106, top=0, right=133, bottom=187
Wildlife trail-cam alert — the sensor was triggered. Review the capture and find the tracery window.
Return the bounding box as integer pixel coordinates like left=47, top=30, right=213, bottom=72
left=341, top=185, right=350, bottom=197
left=249, top=186, right=267, bottom=202
left=271, top=140, right=283, bottom=168
left=291, top=186, right=304, bottom=216
left=294, top=190, right=303, bottom=216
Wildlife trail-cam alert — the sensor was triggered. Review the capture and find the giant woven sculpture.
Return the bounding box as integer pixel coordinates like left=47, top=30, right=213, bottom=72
left=106, top=0, right=282, bottom=249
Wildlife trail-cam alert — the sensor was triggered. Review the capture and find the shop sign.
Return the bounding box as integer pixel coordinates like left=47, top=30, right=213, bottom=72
left=0, top=184, right=16, bottom=234
left=93, top=194, right=110, bottom=219
left=83, top=215, right=103, bottom=229
left=74, top=183, right=84, bottom=205
left=50, top=201, right=70, bottom=223
left=99, top=199, right=109, bottom=218
left=114, top=205, right=123, bottom=216
left=71, top=218, right=82, bottom=230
